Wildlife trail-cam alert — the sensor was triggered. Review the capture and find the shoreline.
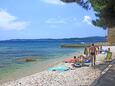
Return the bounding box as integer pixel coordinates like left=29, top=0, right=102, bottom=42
left=0, top=50, right=83, bottom=84
left=1, top=46, right=115, bottom=86
left=1, top=63, right=101, bottom=86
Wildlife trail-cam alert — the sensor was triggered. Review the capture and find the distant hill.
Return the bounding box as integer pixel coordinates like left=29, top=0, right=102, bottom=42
left=63, top=36, right=107, bottom=43
left=0, top=36, right=107, bottom=42
left=64, top=36, right=107, bottom=40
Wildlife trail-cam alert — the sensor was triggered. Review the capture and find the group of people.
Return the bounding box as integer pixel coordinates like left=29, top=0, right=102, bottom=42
left=64, top=43, right=111, bottom=67
left=84, top=43, right=111, bottom=66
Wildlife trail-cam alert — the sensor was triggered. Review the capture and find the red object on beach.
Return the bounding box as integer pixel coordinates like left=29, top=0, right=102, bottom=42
left=64, top=58, right=80, bottom=63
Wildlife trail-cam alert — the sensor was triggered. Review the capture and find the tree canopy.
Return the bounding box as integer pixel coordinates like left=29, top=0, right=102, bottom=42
left=61, top=0, right=115, bottom=29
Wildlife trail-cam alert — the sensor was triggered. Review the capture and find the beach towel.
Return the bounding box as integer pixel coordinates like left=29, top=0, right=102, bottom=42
left=48, top=66, right=69, bottom=71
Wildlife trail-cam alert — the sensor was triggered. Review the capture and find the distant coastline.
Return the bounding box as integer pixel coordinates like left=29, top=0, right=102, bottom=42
left=0, top=36, right=107, bottom=42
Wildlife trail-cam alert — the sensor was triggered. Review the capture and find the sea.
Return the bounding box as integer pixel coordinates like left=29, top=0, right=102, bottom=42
left=0, top=38, right=106, bottom=83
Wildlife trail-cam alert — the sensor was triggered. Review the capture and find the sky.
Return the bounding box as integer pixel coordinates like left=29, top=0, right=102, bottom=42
left=0, top=0, right=107, bottom=40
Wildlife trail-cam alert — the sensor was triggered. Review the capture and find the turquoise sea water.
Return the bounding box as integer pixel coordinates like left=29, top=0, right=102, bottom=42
left=0, top=39, right=84, bottom=83
left=0, top=38, right=106, bottom=83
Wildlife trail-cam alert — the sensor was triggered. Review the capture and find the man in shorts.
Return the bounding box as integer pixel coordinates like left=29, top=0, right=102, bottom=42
left=89, top=44, right=96, bottom=66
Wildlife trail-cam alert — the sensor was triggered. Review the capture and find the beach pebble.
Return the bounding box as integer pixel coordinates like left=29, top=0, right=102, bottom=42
left=1, top=62, right=101, bottom=86
left=1, top=46, right=115, bottom=86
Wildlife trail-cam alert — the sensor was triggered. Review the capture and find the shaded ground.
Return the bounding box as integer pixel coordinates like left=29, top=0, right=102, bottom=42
left=91, top=60, right=115, bottom=86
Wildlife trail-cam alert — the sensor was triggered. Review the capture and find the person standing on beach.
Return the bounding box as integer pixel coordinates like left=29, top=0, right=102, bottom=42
left=84, top=47, right=89, bottom=58
left=89, top=44, right=96, bottom=66
left=99, top=45, right=103, bottom=54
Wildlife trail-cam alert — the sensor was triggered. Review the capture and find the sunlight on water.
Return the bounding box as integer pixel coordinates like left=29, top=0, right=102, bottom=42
left=0, top=40, right=84, bottom=83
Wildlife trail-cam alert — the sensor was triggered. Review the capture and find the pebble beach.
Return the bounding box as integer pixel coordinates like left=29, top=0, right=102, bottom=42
left=1, top=64, right=101, bottom=86
left=1, top=46, right=115, bottom=86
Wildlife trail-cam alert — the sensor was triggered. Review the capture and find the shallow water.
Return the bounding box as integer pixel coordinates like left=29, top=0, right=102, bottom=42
left=0, top=39, right=84, bottom=83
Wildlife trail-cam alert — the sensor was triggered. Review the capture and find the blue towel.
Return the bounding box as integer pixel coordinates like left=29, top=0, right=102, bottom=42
left=48, top=66, right=69, bottom=71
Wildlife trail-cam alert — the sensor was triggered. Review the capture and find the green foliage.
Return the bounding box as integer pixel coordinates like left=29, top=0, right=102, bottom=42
left=61, top=0, right=115, bottom=29
left=90, top=0, right=108, bottom=11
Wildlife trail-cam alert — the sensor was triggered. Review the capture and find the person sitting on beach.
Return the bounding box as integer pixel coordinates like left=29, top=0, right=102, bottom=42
left=64, top=55, right=84, bottom=63
left=71, top=55, right=84, bottom=68
left=89, top=44, right=97, bottom=66
left=79, top=55, right=86, bottom=62
left=74, top=55, right=86, bottom=63
left=72, top=56, right=81, bottom=63
left=73, top=56, right=79, bottom=62
left=64, top=56, right=77, bottom=63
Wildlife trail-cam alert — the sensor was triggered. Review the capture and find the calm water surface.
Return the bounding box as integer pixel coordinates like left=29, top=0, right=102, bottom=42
left=0, top=39, right=84, bottom=83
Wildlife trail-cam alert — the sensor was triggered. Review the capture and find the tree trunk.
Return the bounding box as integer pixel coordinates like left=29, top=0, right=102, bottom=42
left=108, top=27, right=115, bottom=45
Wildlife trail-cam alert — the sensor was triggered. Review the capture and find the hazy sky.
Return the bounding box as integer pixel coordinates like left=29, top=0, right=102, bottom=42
left=0, top=0, right=107, bottom=40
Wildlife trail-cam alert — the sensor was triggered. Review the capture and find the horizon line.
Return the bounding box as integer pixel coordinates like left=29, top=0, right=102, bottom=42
left=0, top=36, right=107, bottom=41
